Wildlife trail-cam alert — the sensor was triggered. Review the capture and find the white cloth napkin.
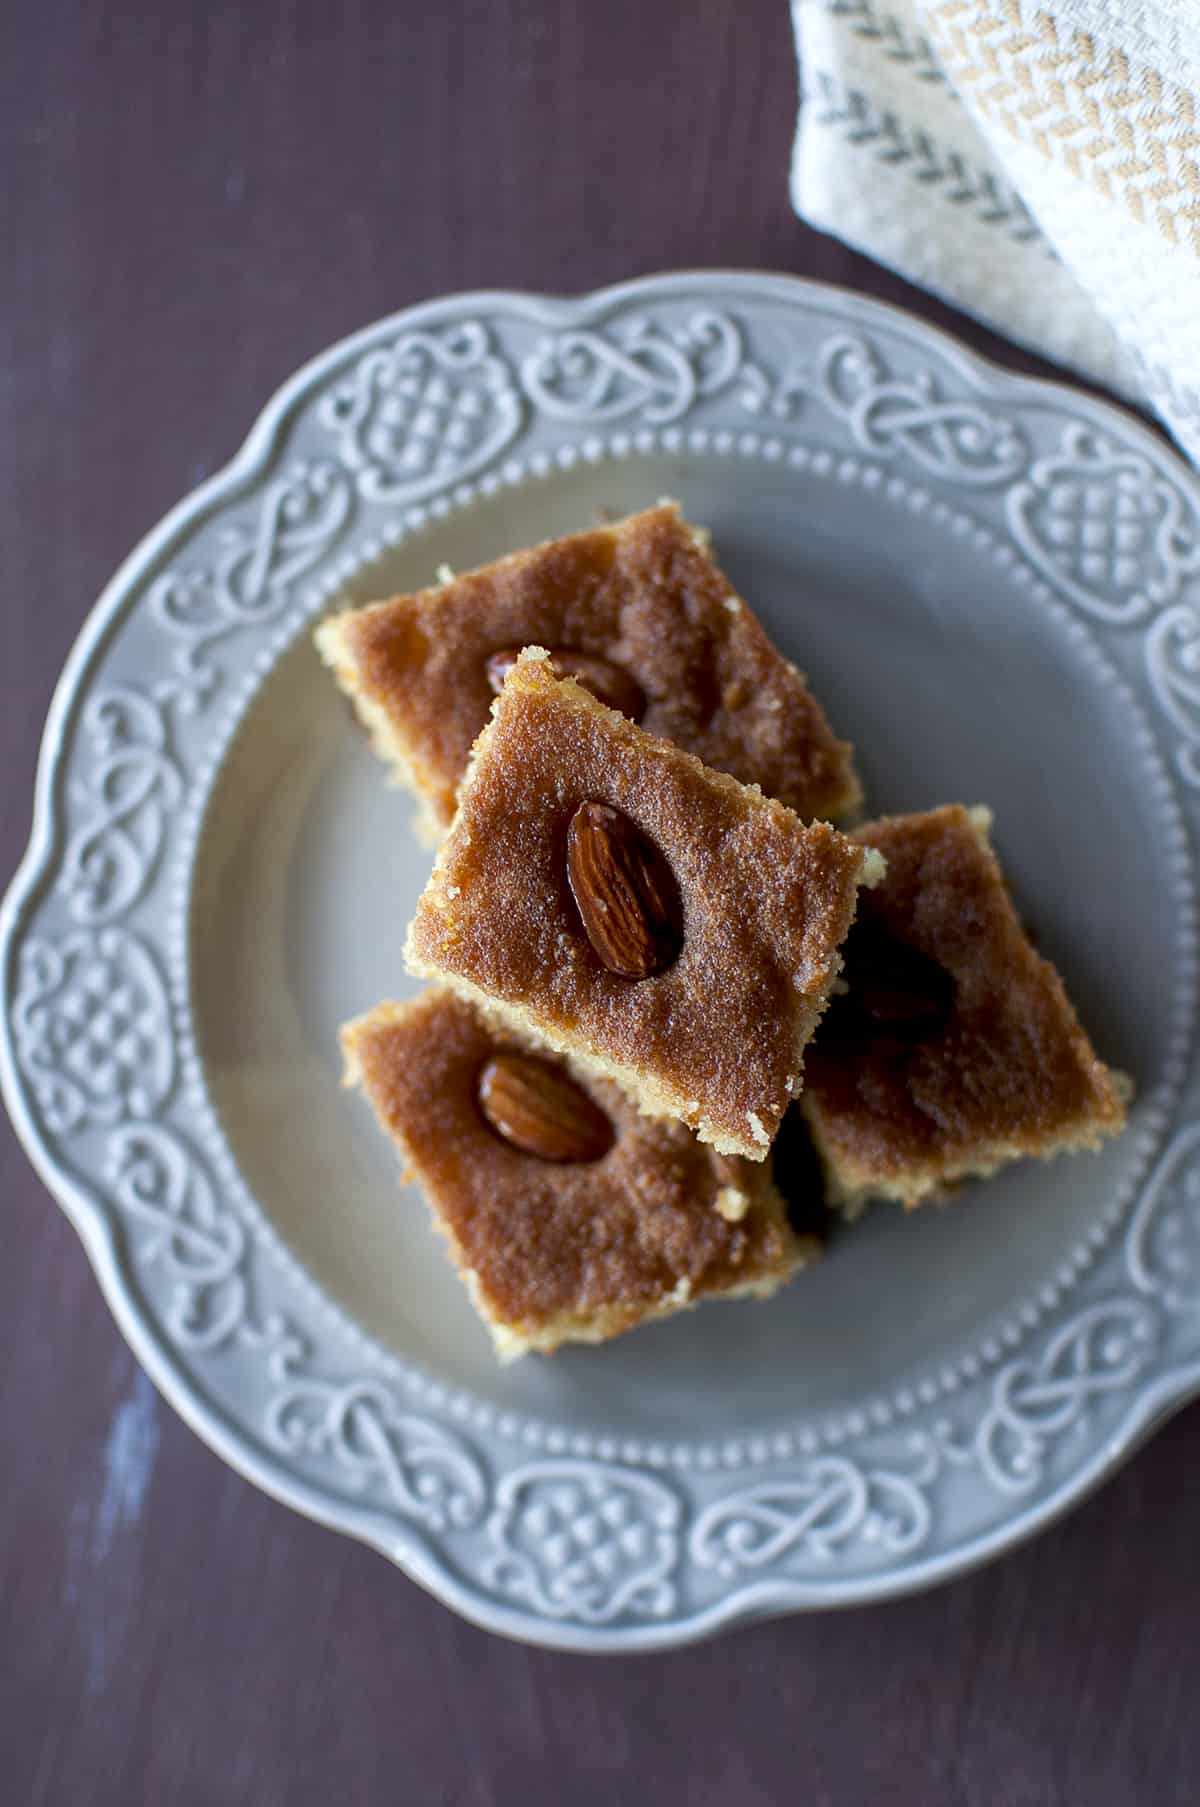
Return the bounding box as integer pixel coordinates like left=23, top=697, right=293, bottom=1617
left=790, top=0, right=1200, bottom=461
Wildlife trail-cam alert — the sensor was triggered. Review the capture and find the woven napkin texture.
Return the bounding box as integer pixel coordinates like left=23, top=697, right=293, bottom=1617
left=790, top=0, right=1200, bottom=460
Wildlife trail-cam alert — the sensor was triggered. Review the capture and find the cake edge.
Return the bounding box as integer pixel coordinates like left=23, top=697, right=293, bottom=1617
left=315, top=612, right=451, bottom=844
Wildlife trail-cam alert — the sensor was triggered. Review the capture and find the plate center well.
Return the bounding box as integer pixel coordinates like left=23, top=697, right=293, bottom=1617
left=190, top=453, right=1185, bottom=1446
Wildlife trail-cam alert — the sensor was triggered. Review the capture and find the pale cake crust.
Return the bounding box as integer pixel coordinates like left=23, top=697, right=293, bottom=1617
left=801, top=805, right=1128, bottom=1210
left=315, top=501, right=860, bottom=834
left=342, top=990, right=812, bottom=1359
left=404, top=652, right=883, bottom=1160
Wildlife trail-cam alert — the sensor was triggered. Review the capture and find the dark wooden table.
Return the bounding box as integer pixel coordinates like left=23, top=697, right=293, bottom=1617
left=4, top=3, right=1198, bottom=1801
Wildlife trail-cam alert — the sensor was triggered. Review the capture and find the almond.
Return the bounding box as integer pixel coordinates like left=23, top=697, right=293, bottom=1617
left=566, top=800, right=683, bottom=980
left=486, top=646, right=646, bottom=720
left=477, top=1052, right=614, bottom=1163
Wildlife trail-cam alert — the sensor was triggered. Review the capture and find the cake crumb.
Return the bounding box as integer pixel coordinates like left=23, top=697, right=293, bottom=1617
left=715, top=1185, right=750, bottom=1222
left=747, top=1111, right=770, bottom=1147
left=435, top=563, right=455, bottom=586
left=859, top=847, right=887, bottom=887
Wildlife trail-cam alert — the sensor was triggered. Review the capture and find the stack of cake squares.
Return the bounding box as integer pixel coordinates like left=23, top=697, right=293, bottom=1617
left=318, top=503, right=1127, bottom=1360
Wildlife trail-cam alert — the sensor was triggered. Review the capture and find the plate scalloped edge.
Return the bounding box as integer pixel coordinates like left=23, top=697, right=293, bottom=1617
left=4, top=270, right=1200, bottom=1651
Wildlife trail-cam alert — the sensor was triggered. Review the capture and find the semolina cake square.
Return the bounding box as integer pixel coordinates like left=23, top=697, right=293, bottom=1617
left=315, top=500, right=860, bottom=839
left=404, top=650, right=883, bottom=1161
left=342, top=989, right=814, bottom=1360
left=801, top=804, right=1128, bottom=1212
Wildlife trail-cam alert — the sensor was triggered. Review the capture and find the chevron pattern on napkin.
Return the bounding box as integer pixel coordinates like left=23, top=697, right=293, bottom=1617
left=791, top=0, right=1200, bottom=460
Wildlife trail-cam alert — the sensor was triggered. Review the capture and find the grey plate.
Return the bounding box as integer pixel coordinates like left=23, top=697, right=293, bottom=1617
left=4, top=273, right=1200, bottom=1651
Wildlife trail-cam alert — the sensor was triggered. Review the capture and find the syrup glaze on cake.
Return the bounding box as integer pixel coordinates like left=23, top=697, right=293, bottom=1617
left=404, top=652, right=883, bottom=1161
left=342, top=990, right=812, bottom=1358
left=801, top=805, right=1128, bottom=1210
left=316, top=502, right=860, bottom=837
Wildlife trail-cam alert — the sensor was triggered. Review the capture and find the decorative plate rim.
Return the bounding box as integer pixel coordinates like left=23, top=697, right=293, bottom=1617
left=4, top=269, right=1200, bottom=1652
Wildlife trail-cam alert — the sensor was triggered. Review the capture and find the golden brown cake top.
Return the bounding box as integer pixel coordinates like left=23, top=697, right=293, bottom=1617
left=318, top=502, right=859, bottom=829
left=343, top=990, right=798, bottom=1337
left=802, top=805, right=1126, bottom=1197
left=405, top=653, right=880, bottom=1158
